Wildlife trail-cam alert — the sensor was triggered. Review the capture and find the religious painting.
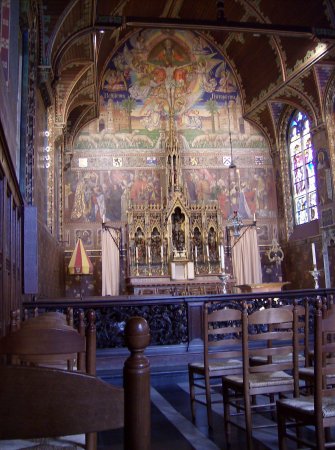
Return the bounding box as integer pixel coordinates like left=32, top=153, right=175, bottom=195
left=316, top=148, right=333, bottom=206
left=65, top=29, right=274, bottom=246
left=74, top=29, right=248, bottom=151
left=183, top=166, right=276, bottom=220
left=75, top=229, right=92, bottom=247
left=64, top=168, right=162, bottom=223
left=97, top=229, right=102, bottom=247
left=257, top=225, right=270, bottom=242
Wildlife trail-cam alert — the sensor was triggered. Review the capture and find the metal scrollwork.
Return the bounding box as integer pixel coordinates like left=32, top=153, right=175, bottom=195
left=266, top=238, right=284, bottom=264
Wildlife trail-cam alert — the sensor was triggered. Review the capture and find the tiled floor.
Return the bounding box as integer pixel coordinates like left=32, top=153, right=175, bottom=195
left=98, top=372, right=280, bottom=450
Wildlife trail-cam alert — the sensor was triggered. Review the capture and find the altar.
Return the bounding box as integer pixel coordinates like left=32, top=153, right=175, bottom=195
left=126, top=274, right=226, bottom=296
left=170, top=260, right=194, bottom=280
left=235, top=282, right=290, bottom=293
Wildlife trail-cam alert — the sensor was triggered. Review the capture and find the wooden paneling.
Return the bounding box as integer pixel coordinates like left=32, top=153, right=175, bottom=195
left=23, top=206, right=38, bottom=295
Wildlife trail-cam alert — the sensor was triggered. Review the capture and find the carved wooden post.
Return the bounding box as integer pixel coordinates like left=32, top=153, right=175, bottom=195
left=67, top=307, right=74, bottom=327
left=124, top=317, right=151, bottom=450
left=86, top=309, right=96, bottom=376
left=85, top=309, right=97, bottom=450
left=77, top=309, right=85, bottom=372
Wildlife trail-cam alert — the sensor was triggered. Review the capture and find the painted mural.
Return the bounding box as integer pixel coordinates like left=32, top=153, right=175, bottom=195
left=65, top=29, right=277, bottom=246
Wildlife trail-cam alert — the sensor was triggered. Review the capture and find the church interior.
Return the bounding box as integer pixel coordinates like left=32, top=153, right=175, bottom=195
left=1, top=0, right=335, bottom=448
left=1, top=0, right=335, bottom=306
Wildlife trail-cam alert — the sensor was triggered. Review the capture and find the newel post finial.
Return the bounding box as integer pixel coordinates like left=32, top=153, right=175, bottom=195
left=124, top=317, right=151, bottom=450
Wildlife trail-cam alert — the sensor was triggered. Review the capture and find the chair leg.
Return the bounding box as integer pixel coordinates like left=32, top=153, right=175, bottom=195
left=205, top=373, right=213, bottom=429
left=276, top=403, right=288, bottom=450
left=316, top=423, right=325, bottom=449
left=86, top=431, right=97, bottom=450
left=223, top=382, right=231, bottom=448
left=188, top=369, right=196, bottom=423
left=244, top=393, right=253, bottom=450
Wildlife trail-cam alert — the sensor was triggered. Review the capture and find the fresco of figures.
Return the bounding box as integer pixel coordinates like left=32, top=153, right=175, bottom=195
left=64, top=165, right=277, bottom=223
left=65, top=29, right=276, bottom=242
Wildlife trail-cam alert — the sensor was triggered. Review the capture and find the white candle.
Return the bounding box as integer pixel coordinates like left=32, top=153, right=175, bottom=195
left=148, top=246, right=151, bottom=259
left=253, top=212, right=256, bottom=222
left=206, top=245, right=209, bottom=258
left=161, top=244, right=164, bottom=258
left=135, top=246, right=138, bottom=259
left=312, top=242, right=316, bottom=266
left=195, top=246, right=198, bottom=259
left=102, top=214, right=105, bottom=223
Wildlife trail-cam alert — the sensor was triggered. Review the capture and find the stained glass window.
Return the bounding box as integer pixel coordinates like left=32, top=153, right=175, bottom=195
left=288, top=111, right=318, bottom=225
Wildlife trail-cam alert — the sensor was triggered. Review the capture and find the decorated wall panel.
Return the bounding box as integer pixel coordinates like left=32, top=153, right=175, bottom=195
left=63, top=29, right=279, bottom=293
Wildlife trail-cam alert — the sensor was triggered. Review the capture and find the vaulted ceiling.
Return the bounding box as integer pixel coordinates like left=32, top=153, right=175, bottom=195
left=36, top=0, right=335, bottom=152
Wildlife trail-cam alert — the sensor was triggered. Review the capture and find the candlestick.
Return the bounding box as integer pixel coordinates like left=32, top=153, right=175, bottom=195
left=309, top=267, right=321, bottom=289
left=311, top=242, right=316, bottom=266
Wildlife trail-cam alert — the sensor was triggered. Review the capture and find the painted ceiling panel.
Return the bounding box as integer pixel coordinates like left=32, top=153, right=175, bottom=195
left=40, top=0, right=335, bottom=138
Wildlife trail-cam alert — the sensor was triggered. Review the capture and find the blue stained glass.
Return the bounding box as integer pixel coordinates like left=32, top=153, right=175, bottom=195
left=289, top=110, right=318, bottom=223
left=304, top=148, right=313, bottom=163
left=306, top=162, right=315, bottom=177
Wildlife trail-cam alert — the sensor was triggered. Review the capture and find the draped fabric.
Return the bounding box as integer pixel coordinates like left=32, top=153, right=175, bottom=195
left=101, top=227, right=120, bottom=296
left=232, top=226, right=262, bottom=285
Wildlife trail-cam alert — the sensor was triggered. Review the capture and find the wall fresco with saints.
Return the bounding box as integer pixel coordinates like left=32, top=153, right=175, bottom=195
left=64, top=29, right=278, bottom=247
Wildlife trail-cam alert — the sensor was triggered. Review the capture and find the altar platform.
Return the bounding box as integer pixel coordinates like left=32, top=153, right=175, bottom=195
left=126, top=274, right=231, bottom=295
left=235, top=281, right=290, bottom=293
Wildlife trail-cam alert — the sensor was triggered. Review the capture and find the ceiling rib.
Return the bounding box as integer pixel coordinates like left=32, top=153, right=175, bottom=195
left=95, top=16, right=335, bottom=41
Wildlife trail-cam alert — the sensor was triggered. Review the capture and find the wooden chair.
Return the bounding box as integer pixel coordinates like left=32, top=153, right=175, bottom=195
left=0, top=310, right=97, bottom=448
left=250, top=301, right=309, bottom=371
left=0, top=316, right=151, bottom=450
left=3, top=309, right=95, bottom=373
left=276, top=300, right=335, bottom=450
left=9, top=308, right=74, bottom=332
left=298, top=298, right=335, bottom=391
left=222, top=302, right=299, bottom=450
left=188, top=303, right=243, bottom=429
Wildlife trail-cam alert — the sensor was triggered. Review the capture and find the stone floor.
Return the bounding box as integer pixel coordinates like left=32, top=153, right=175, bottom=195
left=98, top=371, right=282, bottom=450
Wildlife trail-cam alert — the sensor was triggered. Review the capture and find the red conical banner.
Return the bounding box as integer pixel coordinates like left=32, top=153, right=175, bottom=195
left=68, top=238, right=93, bottom=275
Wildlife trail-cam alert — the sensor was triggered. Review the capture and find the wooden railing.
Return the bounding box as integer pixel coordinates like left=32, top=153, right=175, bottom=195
left=22, top=288, right=335, bottom=350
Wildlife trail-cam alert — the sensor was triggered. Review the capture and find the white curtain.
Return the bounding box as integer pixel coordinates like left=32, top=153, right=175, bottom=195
left=101, top=227, right=120, bottom=296
left=232, top=226, right=262, bottom=286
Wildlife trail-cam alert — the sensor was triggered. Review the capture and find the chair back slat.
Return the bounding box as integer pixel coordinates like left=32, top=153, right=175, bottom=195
left=205, top=304, right=242, bottom=369
left=242, top=303, right=298, bottom=394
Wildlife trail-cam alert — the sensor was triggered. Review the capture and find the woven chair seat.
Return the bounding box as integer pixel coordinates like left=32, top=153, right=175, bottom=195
left=278, top=395, right=335, bottom=418
left=225, top=370, right=293, bottom=388
left=299, top=366, right=335, bottom=385
left=191, top=359, right=242, bottom=372
left=251, top=353, right=305, bottom=364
